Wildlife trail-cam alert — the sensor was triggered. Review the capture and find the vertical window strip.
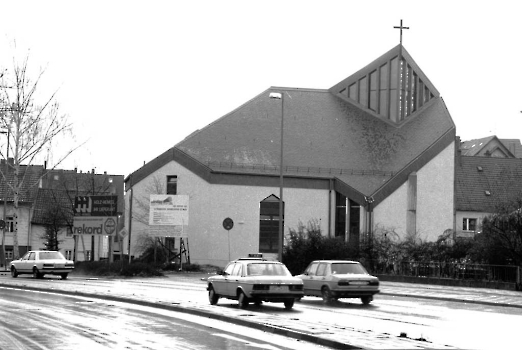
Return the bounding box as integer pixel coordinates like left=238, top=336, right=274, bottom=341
left=369, top=70, right=377, bottom=112
left=390, top=56, right=398, bottom=122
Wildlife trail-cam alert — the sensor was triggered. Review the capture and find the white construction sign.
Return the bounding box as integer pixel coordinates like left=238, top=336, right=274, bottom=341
left=149, top=195, right=189, bottom=226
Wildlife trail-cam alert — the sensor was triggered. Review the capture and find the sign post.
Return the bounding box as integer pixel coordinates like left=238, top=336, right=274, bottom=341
left=223, top=217, right=234, bottom=261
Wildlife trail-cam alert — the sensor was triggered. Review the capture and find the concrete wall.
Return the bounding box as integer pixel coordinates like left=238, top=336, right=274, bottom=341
left=373, top=142, right=455, bottom=241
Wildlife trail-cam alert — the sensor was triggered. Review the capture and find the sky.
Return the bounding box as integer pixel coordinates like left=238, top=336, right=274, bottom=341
left=1, top=0, right=521, bottom=178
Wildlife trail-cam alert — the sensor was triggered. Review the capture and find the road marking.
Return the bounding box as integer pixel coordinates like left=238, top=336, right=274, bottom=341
left=212, top=333, right=280, bottom=349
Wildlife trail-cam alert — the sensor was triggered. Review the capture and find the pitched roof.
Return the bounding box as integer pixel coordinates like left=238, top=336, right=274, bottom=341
left=456, top=156, right=522, bottom=212
left=460, top=136, right=515, bottom=157
left=127, top=45, right=455, bottom=206
left=32, top=170, right=125, bottom=225
left=500, top=139, right=522, bottom=158
left=0, top=161, right=44, bottom=203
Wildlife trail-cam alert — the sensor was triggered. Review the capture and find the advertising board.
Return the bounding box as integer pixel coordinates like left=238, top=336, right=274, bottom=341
left=149, top=195, right=189, bottom=226
left=73, top=216, right=117, bottom=236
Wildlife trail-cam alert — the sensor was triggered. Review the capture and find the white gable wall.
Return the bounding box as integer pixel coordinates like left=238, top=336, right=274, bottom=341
left=373, top=142, right=455, bottom=241
left=125, top=161, right=330, bottom=268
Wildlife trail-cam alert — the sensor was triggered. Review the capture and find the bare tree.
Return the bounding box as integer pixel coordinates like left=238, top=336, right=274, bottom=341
left=0, top=52, right=78, bottom=258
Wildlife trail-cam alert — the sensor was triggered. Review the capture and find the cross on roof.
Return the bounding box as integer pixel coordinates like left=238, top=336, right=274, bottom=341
left=394, top=19, right=409, bottom=45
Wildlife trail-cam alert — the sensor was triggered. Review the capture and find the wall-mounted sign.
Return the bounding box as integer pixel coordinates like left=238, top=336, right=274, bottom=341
left=149, top=195, right=189, bottom=226
left=73, top=216, right=118, bottom=235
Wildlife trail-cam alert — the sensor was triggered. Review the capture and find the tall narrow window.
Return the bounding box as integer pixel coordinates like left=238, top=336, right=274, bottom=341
left=259, top=195, right=284, bottom=254
left=167, top=176, right=177, bottom=195
left=335, top=192, right=347, bottom=238
left=349, top=199, right=360, bottom=246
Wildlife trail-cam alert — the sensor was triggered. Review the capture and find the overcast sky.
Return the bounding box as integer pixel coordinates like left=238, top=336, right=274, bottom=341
left=1, top=0, right=521, bottom=177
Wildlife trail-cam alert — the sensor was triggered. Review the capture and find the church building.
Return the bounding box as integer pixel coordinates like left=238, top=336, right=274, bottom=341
left=124, top=44, right=456, bottom=267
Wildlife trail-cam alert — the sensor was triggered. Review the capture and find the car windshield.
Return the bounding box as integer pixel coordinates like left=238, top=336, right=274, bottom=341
left=247, top=263, right=291, bottom=276
left=39, top=251, right=65, bottom=260
left=331, top=263, right=367, bottom=275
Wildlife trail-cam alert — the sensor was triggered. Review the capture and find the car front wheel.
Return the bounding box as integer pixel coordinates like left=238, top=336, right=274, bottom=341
left=284, top=299, right=295, bottom=310
left=61, top=273, right=68, bottom=280
left=11, top=267, right=18, bottom=278
left=238, top=291, right=249, bottom=309
left=208, top=286, right=219, bottom=305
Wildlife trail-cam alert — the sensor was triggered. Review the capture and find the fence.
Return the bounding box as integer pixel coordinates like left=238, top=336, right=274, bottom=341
left=366, top=260, right=521, bottom=284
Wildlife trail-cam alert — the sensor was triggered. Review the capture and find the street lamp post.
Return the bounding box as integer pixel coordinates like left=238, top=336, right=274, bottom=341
left=269, top=92, right=284, bottom=262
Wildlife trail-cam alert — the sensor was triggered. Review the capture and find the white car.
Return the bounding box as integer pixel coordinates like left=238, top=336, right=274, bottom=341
left=207, top=257, right=304, bottom=309
left=10, top=250, right=75, bottom=280
left=296, top=260, right=380, bottom=304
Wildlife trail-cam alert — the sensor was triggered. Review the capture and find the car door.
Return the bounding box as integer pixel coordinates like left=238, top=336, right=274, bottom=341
left=301, top=262, right=319, bottom=295
left=225, top=263, right=243, bottom=296
left=18, top=252, right=34, bottom=273
left=311, top=262, right=330, bottom=293
left=212, top=262, right=235, bottom=296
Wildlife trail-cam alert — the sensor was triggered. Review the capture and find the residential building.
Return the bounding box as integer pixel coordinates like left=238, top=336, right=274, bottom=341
left=460, top=136, right=522, bottom=158
left=455, top=154, right=522, bottom=239
left=0, top=161, right=124, bottom=267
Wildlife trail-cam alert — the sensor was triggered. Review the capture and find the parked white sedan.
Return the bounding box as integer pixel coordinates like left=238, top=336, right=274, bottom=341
left=10, top=250, right=74, bottom=280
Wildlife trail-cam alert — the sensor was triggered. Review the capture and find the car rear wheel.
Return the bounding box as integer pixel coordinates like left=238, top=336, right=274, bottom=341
left=238, top=291, right=249, bottom=309
left=33, top=268, right=43, bottom=279
left=284, top=299, right=295, bottom=310
left=361, top=296, right=372, bottom=305
left=321, top=286, right=333, bottom=304
left=11, top=267, right=18, bottom=278
left=208, top=286, right=219, bottom=305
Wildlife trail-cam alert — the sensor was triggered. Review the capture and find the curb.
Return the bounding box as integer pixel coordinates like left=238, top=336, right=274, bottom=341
left=379, top=291, right=522, bottom=309
left=0, top=283, right=360, bottom=350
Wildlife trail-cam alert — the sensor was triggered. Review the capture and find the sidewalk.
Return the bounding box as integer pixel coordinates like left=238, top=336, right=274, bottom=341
left=1, top=271, right=521, bottom=349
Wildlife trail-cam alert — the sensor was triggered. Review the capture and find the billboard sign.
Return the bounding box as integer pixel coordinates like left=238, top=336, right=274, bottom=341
left=73, top=216, right=118, bottom=236
left=75, top=196, right=118, bottom=216
left=149, top=195, right=189, bottom=226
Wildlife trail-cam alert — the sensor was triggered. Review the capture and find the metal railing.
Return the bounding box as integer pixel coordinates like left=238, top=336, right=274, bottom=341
left=366, top=260, right=521, bottom=284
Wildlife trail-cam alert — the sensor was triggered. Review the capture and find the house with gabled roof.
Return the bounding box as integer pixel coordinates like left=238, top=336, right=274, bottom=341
left=31, top=169, right=124, bottom=261
left=460, top=136, right=518, bottom=158
left=0, top=160, right=124, bottom=267
left=455, top=155, right=522, bottom=239
left=124, top=44, right=457, bottom=267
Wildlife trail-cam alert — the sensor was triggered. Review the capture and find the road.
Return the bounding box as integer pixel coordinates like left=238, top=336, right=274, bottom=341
left=0, top=287, right=326, bottom=350
left=1, top=272, right=521, bottom=349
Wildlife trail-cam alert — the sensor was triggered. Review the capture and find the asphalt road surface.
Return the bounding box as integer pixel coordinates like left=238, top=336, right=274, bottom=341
left=1, top=273, right=521, bottom=349
left=0, top=287, right=328, bottom=350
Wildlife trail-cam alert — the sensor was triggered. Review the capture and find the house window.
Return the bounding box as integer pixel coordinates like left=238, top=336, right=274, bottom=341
left=5, top=249, right=13, bottom=260
left=4, top=216, right=14, bottom=232
left=65, top=250, right=72, bottom=260
left=85, top=250, right=91, bottom=261
left=167, top=176, right=177, bottom=195
left=463, top=218, right=477, bottom=231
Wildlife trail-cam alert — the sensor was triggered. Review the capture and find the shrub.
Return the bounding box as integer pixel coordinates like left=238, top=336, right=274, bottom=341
left=73, top=260, right=164, bottom=277
left=283, top=219, right=358, bottom=275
